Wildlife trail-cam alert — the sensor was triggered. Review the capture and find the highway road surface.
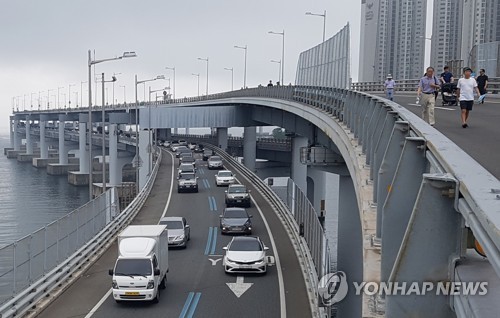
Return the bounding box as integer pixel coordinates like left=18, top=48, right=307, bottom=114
left=36, top=149, right=310, bottom=318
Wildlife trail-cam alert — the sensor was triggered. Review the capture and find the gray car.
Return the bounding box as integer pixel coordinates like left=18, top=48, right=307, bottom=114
left=219, top=207, right=253, bottom=234
left=208, top=155, right=223, bottom=170
left=159, top=216, right=190, bottom=248
left=225, top=184, right=251, bottom=208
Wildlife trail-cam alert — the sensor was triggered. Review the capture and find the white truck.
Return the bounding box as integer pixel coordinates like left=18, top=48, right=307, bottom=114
left=109, top=225, right=168, bottom=303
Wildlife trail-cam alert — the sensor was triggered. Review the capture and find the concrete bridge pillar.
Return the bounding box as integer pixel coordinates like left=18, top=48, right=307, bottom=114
left=78, top=122, right=89, bottom=173
left=217, top=127, right=228, bottom=151
left=185, top=127, right=190, bottom=135
left=173, top=128, right=178, bottom=134
left=243, top=126, right=256, bottom=172
left=109, top=124, right=120, bottom=185
left=336, top=174, right=363, bottom=318
left=25, top=118, right=33, bottom=155
left=39, top=118, right=48, bottom=159
left=291, top=135, right=308, bottom=193
left=13, top=119, right=21, bottom=151
left=58, top=114, right=68, bottom=165
left=157, top=128, right=171, bottom=141
left=138, top=129, right=150, bottom=190
left=9, top=117, right=14, bottom=148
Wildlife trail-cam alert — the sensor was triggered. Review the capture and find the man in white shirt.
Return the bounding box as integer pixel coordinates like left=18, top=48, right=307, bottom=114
left=384, top=74, right=396, bottom=101
left=456, top=67, right=481, bottom=128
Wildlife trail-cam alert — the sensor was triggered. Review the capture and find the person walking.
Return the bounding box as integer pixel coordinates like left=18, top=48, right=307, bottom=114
left=456, top=67, right=481, bottom=128
left=384, top=74, right=396, bottom=101
left=476, top=68, right=488, bottom=104
left=417, top=67, right=441, bottom=126
left=267, top=80, right=273, bottom=87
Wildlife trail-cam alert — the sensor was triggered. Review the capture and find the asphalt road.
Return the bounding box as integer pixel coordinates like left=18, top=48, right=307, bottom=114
left=36, top=149, right=310, bottom=318
left=389, top=93, right=500, bottom=179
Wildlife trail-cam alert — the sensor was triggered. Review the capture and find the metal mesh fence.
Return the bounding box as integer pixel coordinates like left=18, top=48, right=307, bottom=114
left=0, top=189, right=118, bottom=304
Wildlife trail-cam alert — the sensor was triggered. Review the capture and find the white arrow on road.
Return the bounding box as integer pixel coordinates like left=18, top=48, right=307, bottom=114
left=226, top=276, right=253, bottom=298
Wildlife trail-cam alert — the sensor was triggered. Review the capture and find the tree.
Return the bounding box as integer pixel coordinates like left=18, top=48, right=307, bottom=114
left=272, top=128, right=286, bottom=139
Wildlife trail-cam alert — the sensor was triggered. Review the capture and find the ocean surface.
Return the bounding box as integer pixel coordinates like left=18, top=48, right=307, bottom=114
left=0, top=135, right=88, bottom=247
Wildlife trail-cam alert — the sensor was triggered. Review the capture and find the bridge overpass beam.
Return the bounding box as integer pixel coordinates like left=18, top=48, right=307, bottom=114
left=25, top=117, right=33, bottom=155
left=78, top=122, right=89, bottom=174
left=58, top=115, right=68, bottom=165
left=138, top=129, right=150, bottom=189
left=216, top=127, right=228, bottom=151
left=243, top=126, right=256, bottom=172
left=291, top=135, right=308, bottom=193
left=385, top=174, right=460, bottom=318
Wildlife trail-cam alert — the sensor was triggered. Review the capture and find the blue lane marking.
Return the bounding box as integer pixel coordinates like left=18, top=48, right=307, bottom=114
left=202, top=179, right=210, bottom=189
left=210, top=227, right=218, bottom=255
left=186, top=292, right=202, bottom=318
left=211, top=196, right=217, bottom=211
left=179, top=292, right=195, bottom=318
left=204, top=227, right=213, bottom=255
left=208, top=196, right=214, bottom=211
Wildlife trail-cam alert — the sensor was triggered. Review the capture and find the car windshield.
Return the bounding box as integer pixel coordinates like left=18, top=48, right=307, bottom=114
left=229, top=186, right=246, bottom=193
left=224, top=209, right=247, bottom=218
left=218, top=171, right=232, bottom=177
left=114, top=259, right=152, bottom=276
left=210, top=156, right=221, bottom=161
left=183, top=157, right=195, bottom=162
left=159, top=220, right=184, bottom=229
left=180, top=173, right=195, bottom=180
left=229, top=239, right=262, bottom=251
left=180, top=165, right=194, bottom=171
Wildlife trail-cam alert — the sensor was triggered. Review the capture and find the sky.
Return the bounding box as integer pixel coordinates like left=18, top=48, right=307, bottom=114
left=0, top=0, right=365, bottom=134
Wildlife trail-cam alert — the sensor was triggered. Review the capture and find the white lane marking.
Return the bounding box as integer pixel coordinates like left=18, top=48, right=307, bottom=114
left=161, top=149, right=176, bottom=218
left=85, top=149, right=175, bottom=317
left=235, top=176, right=287, bottom=318
left=84, top=288, right=112, bottom=318
left=226, top=276, right=253, bottom=298
left=208, top=258, right=222, bottom=266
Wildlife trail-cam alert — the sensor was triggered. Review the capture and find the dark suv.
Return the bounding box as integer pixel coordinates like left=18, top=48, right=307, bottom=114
left=225, top=184, right=251, bottom=208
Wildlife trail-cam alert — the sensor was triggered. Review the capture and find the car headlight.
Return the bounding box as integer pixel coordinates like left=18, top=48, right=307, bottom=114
left=175, top=234, right=185, bottom=241
left=244, top=220, right=251, bottom=227
left=112, top=280, right=118, bottom=289
left=147, top=280, right=155, bottom=289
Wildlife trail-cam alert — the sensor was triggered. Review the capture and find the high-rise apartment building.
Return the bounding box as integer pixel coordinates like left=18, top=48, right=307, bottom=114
left=430, top=0, right=463, bottom=73
left=359, top=0, right=427, bottom=81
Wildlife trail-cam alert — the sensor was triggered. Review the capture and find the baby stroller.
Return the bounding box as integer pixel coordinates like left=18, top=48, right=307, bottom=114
left=441, top=83, right=457, bottom=106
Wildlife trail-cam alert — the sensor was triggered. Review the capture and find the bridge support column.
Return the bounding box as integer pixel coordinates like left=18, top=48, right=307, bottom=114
left=138, top=129, right=150, bottom=190
left=39, top=118, right=48, bottom=159
left=58, top=115, right=68, bottom=165
left=78, top=122, right=89, bottom=173
left=380, top=137, right=426, bottom=282
left=216, top=127, right=228, bottom=151
left=25, top=118, right=33, bottom=155
left=243, top=126, right=256, bottom=172
left=337, top=174, right=362, bottom=318
left=291, top=135, right=308, bottom=193
left=385, top=174, right=460, bottom=318
left=109, top=124, right=120, bottom=186
left=185, top=127, right=190, bottom=135
left=157, top=128, right=171, bottom=141
left=13, top=119, right=21, bottom=151
left=9, top=117, right=14, bottom=148
left=173, top=128, right=178, bottom=134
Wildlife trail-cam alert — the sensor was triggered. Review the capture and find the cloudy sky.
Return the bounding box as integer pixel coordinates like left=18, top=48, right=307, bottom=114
left=0, top=0, right=367, bottom=133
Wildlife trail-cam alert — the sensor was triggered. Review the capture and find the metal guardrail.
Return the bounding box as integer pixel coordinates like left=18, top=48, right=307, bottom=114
left=202, top=143, right=325, bottom=318
left=171, top=134, right=291, bottom=152
left=350, top=77, right=500, bottom=93
left=0, top=147, right=162, bottom=318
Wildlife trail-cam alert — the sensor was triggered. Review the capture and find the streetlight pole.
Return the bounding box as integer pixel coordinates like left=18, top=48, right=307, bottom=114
left=47, top=89, right=54, bottom=109
left=192, top=73, right=200, bottom=97
left=269, top=30, right=285, bottom=84
left=165, top=66, right=176, bottom=100
left=88, top=50, right=136, bottom=200
left=270, top=60, right=282, bottom=83
left=31, top=93, right=36, bottom=110
left=305, top=10, right=327, bottom=43
left=234, top=45, right=247, bottom=88
left=197, top=57, right=209, bottom=96
left=224, top=67, right=234, bottom=91
left=134, top=74, right=165, bottom=192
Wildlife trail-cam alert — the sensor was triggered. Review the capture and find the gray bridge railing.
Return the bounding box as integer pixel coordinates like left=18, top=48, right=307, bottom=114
left=0, top=147, right=162, bottom=318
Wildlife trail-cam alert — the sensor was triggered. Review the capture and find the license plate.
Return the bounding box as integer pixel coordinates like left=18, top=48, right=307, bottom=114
left=240, top=265, right=251, bottom=269
left=237, top=200, right=242, bottom=202
left=125, top=292, right=139, bottom=296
